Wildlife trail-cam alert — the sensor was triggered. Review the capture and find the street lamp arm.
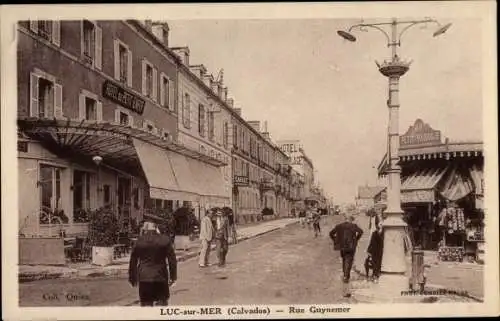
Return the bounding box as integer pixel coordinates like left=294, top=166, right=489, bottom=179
left=398, top=19, right=441, bottom=44
left=349, top=24, right=391, bottom=45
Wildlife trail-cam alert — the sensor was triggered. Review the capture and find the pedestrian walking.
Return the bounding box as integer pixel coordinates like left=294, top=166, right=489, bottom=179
left=312, top=209, right=321, bottom=237
left=329, top=214, right=364, bottom=297
left=365, top=220, right=384, bottom=282
left=198, top=209, right=215, bottom=268
left=222, top=206, right=238, bottom=244
left=214, top=209, right=230, bottom=267
left=128, top=217, right=177, bottom=306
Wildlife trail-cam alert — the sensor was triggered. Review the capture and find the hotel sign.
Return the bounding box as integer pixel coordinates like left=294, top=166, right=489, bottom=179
left=103, top=80, right=146, bottom=115
left=400, top=119, right=441, bottom=148
left=233, top=176, right=249, bottom=186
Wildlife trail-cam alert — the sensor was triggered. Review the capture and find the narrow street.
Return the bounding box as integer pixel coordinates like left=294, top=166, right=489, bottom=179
left=19, top=215, right=357, bottom=306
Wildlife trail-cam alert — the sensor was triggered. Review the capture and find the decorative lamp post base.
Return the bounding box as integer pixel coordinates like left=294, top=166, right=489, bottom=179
left=382, top=210, right=407, bottom=274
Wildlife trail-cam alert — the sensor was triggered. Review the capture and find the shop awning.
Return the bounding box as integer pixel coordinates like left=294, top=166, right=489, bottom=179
left=401, top=167, right=448, bottom=203
left=439, top=166, right=474, bottom=201
left=469, top=164, right=484, bottom=196
left=133, top=138, right=229, bottom=203
left=133, top=138, right=200, bottom=202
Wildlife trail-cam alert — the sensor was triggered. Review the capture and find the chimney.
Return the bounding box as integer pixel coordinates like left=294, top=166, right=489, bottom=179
left=151, top=21, right=169, bottom=46
left=170, top=46, right=190, bottom=65
left=247, top=121, right=261, bottom=132
left=233, top=108, right=242, bottom=116
left=189, top=64, right=207, bottom=79
left=217, top=83, right=224, bottom=98
left=210, top=80, right=218, bottom=93
left=227, top=98, right=234, bottom=108
left=203, top=73, right=214, bottom=88
left=262, top=121, right=271, bottom=141
left=222, top=87, right=228, bottom=102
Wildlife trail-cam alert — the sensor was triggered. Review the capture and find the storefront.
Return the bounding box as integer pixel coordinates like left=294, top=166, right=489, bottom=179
left=377, top=119, right=484, bottom=262
left=18, top=118, right=228, bottom=245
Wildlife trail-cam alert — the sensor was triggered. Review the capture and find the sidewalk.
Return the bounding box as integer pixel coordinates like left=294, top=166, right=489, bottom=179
left=350, top=214, right=484, bottom=303
left=19, top=217, right=299, bottom=282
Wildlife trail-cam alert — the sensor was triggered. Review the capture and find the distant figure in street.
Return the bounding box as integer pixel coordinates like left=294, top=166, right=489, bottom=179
left=299, top=210, right=307, bottom=228
left=329, top=214, right=364, bottom=297
left=365, top=221, right=384, bottom=282
left=214, top=209, right=231, bottom=267
left=128, top=219, right=177, bottom=306
left=312, top=208, right=321, bottom=237
left=198, top=210, right=215, bottom=268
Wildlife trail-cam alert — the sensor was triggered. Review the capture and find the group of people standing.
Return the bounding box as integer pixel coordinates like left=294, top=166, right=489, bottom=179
left=198, top=207, right=237, bottom=268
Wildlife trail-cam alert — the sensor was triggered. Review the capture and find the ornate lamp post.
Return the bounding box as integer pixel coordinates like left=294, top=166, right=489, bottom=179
left=338, top=18, right=451, bottom=274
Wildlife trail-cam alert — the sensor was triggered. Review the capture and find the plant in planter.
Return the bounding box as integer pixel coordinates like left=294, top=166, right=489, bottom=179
left=88, top=207, right=119, bottom=266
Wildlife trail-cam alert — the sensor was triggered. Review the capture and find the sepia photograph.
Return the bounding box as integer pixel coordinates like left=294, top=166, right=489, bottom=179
left=1, top=1, right=498, bottom=319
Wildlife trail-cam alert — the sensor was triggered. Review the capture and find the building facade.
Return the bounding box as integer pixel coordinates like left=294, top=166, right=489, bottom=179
left=17, top=20, right=227, bottom=245
left=172, top=46, right=232, bottom=219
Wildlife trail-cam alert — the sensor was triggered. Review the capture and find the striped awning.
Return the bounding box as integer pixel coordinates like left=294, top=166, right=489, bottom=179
left=439, top=166, right=474, bottom=201
left=402, top=167, right=448, bottom=191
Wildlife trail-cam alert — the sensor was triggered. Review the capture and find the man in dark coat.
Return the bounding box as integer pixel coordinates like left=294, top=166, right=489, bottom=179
left=365, top=220, right=384, bottom=282
left=329, top=214, right=363, bottom=296
left=129, top=217, right=177, bottom=306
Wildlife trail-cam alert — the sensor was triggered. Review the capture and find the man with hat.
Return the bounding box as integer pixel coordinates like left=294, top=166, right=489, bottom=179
left=128, top=213, right=177, bottom=306
left=214, top=208, right=230, bottom=267
left=199, top=209, right=215, bottom=267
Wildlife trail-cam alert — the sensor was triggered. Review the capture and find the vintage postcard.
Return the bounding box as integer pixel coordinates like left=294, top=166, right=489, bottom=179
left=1, top=1, right=498, bottom=319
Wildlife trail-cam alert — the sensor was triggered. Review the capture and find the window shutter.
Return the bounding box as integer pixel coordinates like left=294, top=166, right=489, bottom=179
left=94, top=25, right=102, bottom=70
left=52, top=21, right=61, bottom=46
left=152, top=68, right=158, bottom=101
left=159, top=74, right=165, bottom=106
left=129, top=115, right=134, bottom=128
left=78, top=94, right=86, bottom=120
left=127, top=49, right=133, bottom=87
left=114, top=108, right=121, bottom=124
left=54, top=83, right=63, bottom=119
left=30, top=21, right=38, bottom=33
left=113, top=40, right=120, bottom=80
left=96, top=101, right=103, bottom=122
left=30, top=73, right=39, bottom=117
left=169, top=81, right=174, bottom=111
left=141, top=60, right=147, bottom=95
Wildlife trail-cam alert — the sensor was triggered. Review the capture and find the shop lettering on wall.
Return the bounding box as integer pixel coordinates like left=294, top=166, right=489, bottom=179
left=290, top=156, right=303, bottom=165
left=279, top=143, right=301, bottom=153
left=401, top=189, right=435, bottom=203
left=400, top=119, right=441, bottom=148
left=233, top=176, right=249, bottom=186
left=102, top=80, right=146, bottom=115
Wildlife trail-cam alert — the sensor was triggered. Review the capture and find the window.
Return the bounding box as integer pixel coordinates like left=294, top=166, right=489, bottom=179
left=114, top=40, right=132, bottom=87
left=38, top=21, right=52, bottom=40
left=73, top=170, right=92, bottom=222
left=198, top=104, right=205, bottom=136
left=30, top=20, right=60, bottom=46
left=85, top=97, right=96, bottom=121
left=38, top=78, right=54, bottom=119
left=223, top=122, right=229, bottom=148
left=233, top=125, right=238, bottom=148
left=160, top=74, right=172, bottom=109
left=119, top=46, right=128, bottom=83
left=80, top=20, right=102, bottom=69
left=78, top=90, right=102, bottom=122
left=182, top=93, right=191, bottom=128
left=120, top=112, right=129, bottom=126
left=208, top=111, right=215, bottom=141
left=39, top=164, right=67, bottom=224
left=142, top=60, right=157, bottom=100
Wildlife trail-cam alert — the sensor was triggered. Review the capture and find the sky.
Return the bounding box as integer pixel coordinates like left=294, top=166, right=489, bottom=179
left=167, top=18, right=483, bottom=204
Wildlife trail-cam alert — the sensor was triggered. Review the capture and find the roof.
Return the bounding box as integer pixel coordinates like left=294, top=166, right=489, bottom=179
left=357, top=186, right=385, bottom=199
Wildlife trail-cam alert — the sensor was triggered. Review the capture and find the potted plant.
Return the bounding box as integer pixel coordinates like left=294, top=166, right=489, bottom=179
left=88, top=207, right=119, bottom=266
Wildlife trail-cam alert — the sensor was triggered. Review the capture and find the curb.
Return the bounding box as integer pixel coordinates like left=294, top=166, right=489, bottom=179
left=19, top=221, right=298, bottom=282
left=351, top=264, right=484, bottom=303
